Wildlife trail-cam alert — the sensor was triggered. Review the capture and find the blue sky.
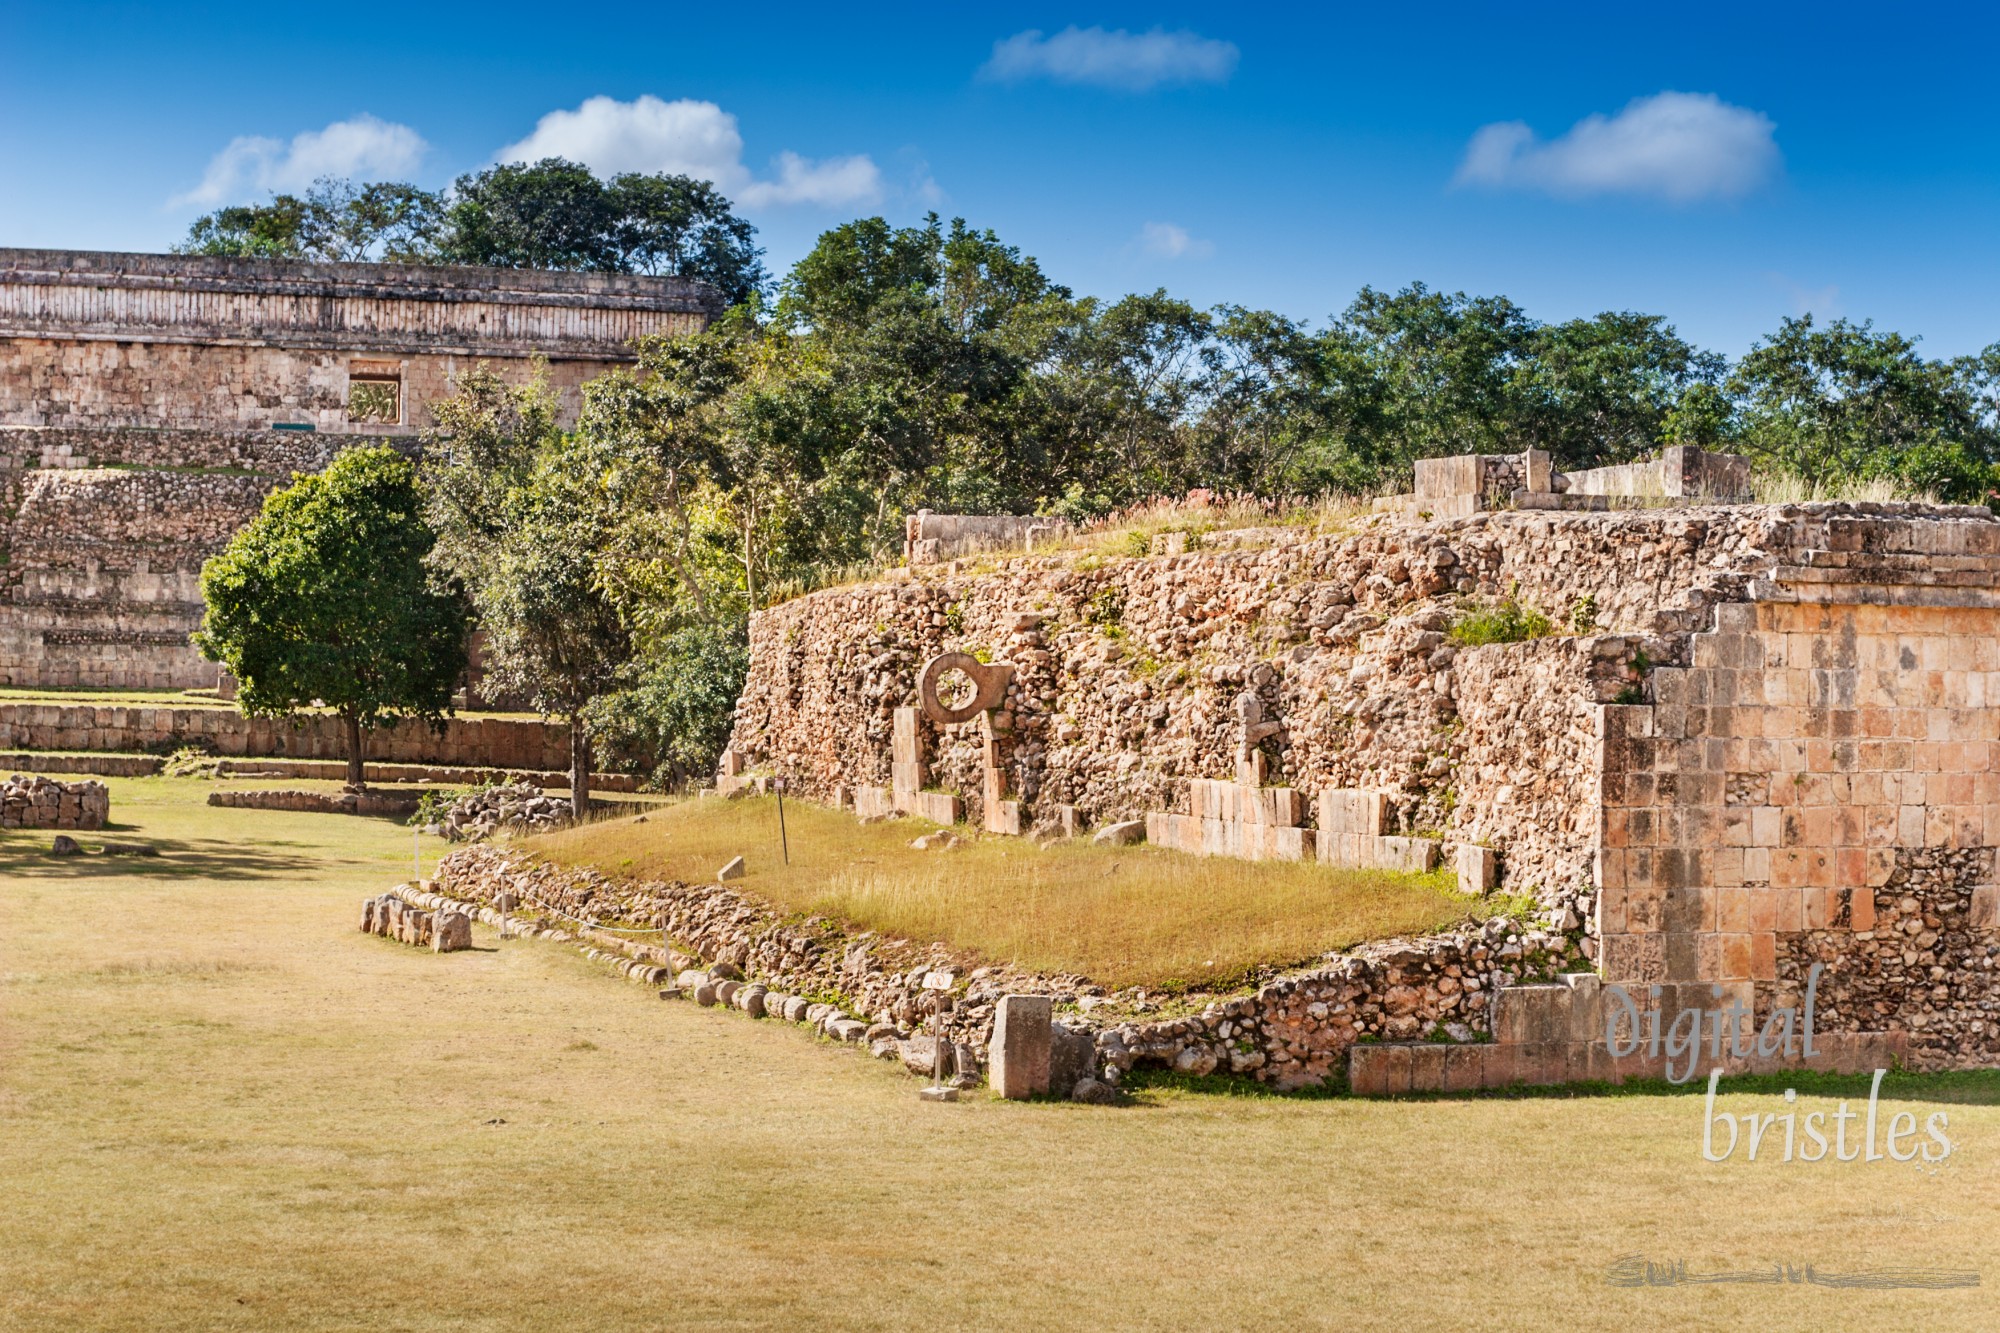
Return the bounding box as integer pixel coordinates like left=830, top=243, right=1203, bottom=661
left=3, top=2, right=1995, bottom=358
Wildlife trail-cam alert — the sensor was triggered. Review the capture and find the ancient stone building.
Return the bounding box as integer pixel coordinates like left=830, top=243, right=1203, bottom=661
left=721, top=454, right=2000, bottom=1087
left=0, top=248, right=720, bottom=688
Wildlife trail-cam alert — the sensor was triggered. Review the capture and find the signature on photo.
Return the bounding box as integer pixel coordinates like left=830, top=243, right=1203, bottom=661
left=1606, top=1255, right=1979, bottom=1290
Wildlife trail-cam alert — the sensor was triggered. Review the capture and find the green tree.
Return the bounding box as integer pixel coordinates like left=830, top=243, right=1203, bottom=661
left=607, top=173, right=766, bottom=304
left=177, top=178, right=443, bottom=263
left=423, top=367, right=636, bottom=815
left=193, top=446, right=472, bottom=788
left=585, top=624, right=749, bottom=788
left=1512, top=312, right=1726, bottom=468
left=1730, top=316, right=2000, bottom=500
left=437, top=159, right=619, bottom=271
left=436, top=160, right=767, bottom=303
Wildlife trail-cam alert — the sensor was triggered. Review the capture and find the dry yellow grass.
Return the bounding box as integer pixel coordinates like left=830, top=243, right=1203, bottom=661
left=3, top=777, right=1998, bottom=1332
left=525, top=795, right=1486, bottom=989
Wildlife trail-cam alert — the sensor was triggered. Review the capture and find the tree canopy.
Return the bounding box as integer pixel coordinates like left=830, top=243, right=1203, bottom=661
left=193, top=446, right=472, bottom=787
left=176, top=160, right=767, bottom=306
left=421, top=367, right=638, bottom=813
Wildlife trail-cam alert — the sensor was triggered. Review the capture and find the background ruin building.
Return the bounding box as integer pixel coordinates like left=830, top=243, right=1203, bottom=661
left=0, top=248, right=720, bottom=689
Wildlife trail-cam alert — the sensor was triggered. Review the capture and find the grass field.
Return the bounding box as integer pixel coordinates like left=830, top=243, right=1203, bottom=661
left=4, top=777, right=1998, bottom=1332
left=527, top=795, right=1492, bottom=990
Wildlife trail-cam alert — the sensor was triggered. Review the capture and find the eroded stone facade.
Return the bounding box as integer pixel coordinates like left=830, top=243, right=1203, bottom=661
left=0, top=249, right=719, bottom=687
left=726, top=498, right=2000, bottom=1081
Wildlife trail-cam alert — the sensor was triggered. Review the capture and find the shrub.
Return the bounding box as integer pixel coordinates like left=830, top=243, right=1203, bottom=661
left=586, top=624, right=749, bottom=790
left=1448, top=598, right=1553, bottom=647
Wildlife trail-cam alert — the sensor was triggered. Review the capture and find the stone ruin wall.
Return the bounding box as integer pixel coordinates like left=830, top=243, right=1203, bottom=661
left=730, top=501, right=2000, bottom=1080
left=0, top=701, right=568, bottom=770
left=0, top=249, right=719, bottom=689
left=729, top=507, right=1786, bottom=909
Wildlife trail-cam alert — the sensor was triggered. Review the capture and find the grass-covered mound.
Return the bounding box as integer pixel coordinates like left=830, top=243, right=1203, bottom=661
left=524, top=795, right=1493, bottom=991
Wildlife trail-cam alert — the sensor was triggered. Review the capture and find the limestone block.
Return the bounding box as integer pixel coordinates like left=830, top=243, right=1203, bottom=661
left=985, top=798, right=1023, bottom=837
left=1455, top=843, right=1497, bottom=894
left=853, top=786, right=895, bottom=820
left=901, top=790, right=961, bottom=825
left=1972, top=885, right=2000, bottom=933
left=432, top=911, right=472, bottom=953
left=717, top=855, right=746, bottom=882
left=891, top=707, right=923, bottom=768
left=1318, top=788, right=1388, bottom=838
left=1093, top=819, right=1145, bottom=846
left=1048, top=1021, right=1097, bottom=1092
left=989, top=995, right=1053, bottom=1099
left=1414, top=454, right=1481, bottom=501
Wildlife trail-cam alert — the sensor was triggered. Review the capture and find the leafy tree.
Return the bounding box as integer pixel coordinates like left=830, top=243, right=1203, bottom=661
left=193, top=446, right=472, bottom=788
left=178, top=195, right=313, bottom=260
left=436, top=159, right=767, bottom=303
left=606, top=173, right=766, bottom=304
left=1512, top=312, right=1726, bottom=468
left=437, top=159, right=620, bottom=271
left=586, top=625, right=749, bottom=788
left=423, top=367, right=636, bottom=814
left=1729, top=316, right=2000, bottom=500
left=177, top=178, right=442, bottom=263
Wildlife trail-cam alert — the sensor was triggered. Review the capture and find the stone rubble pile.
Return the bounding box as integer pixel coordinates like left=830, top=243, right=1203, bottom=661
left=440, top=783, right=570, bottom=840
left=1, top=773, right=109, bottom=829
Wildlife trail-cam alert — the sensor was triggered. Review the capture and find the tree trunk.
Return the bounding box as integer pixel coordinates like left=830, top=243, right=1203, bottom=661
left=344, top=710, right=367, bottom=791
left=742, top=494, right=757, bottom=613
left=569, top=715, right=591, bottom=821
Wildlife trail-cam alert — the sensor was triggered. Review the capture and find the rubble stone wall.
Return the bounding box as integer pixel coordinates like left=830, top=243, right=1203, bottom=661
left=1, top=773, right=109, bottom=828
left=728, top=500, right=2000, bottom=1083
left=428, top=843, right=1578, bottom=1090
left=728, top=507, right=1786, bottom=906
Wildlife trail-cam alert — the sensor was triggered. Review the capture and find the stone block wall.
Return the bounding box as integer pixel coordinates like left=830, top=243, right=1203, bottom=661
left=729, top=500, right=2000, bottom=1084
left=1597, top=589, right=2000, bottom=1063
left=0, top=702, right=567, bottom=770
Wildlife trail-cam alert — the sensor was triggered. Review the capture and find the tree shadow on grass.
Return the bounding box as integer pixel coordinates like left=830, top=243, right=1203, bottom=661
left=0, top=831, right=338, bottom=882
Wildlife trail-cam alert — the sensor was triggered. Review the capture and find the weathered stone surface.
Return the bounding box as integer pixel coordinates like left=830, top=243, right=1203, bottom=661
left=0, top=248, right=720, bottom=690
left=1455, top=843, right=1497, bottom=895
left=716, top=856, right=746, bottom=882
left=432, top=911, right=473, bottom=953
left=1, top=774, right=108, bottom=829
left=1069, top=1077, right=1117, bottom=1105
left=1048, top=1021, right=1096, bottom=1092
left=990, top=995, right=1053, bottom=1099
left=1092, top=820, right=1145, bottom=846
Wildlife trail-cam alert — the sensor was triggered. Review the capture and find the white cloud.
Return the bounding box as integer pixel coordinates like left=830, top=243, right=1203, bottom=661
left=1772, top=275, right=1841, bottom=321
left=496, top=94, right=882, bottom=208
left=172, top=114, right=426, bottom=208
left=981, top=26, right=1238, bottom=91
left=1136, top=222, right=1213, bottom=260
left=1454, top=92, right=1779, bottom=203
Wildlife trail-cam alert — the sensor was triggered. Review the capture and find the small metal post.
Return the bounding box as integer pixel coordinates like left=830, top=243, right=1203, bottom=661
left=775, top=777, right=790, bottom=866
